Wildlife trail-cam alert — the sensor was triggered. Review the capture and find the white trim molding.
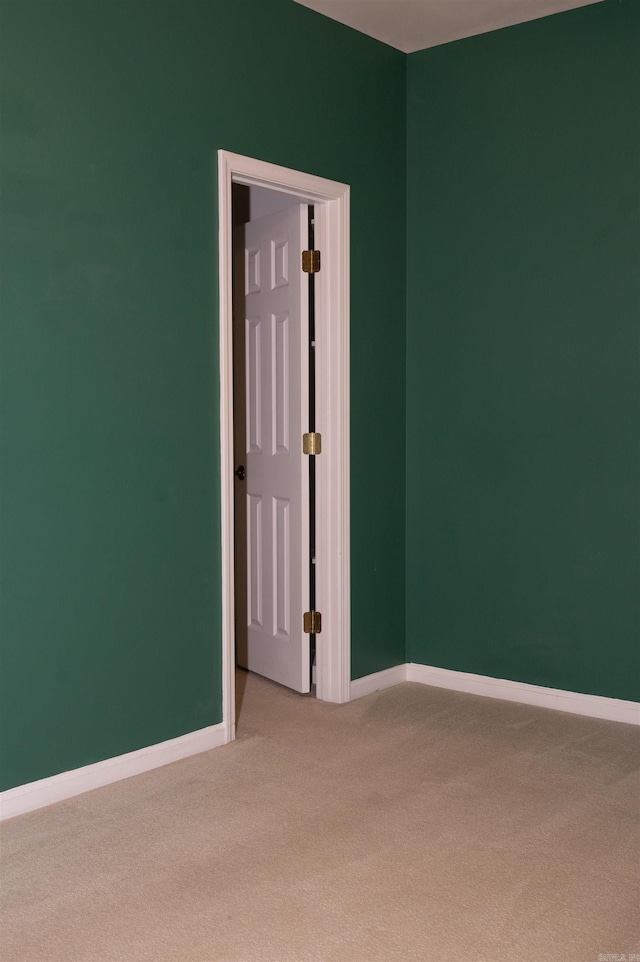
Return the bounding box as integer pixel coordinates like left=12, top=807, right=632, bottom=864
left=351, top=663, right=640, bottom=726
left=5, top=664, right=637, bottom=820
left=0, top=721, right=231, bottom=822
left=217, top=150, right=351, bottom=730
left=350, top=664, right=408, bottom=699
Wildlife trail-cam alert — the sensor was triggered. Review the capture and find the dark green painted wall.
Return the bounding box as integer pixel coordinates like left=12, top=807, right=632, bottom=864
left=406, top=0, right=640, bottom=699
left=3, top=0, right=637, bottom=795
left=0, top=0, right=406, bottom=790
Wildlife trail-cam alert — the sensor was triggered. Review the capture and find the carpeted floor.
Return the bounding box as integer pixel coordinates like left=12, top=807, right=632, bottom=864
left=1, top=671, right=639, bottom=962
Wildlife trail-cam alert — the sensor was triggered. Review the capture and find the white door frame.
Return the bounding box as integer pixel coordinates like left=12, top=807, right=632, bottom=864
left=218, top=150, right=351, bottom=740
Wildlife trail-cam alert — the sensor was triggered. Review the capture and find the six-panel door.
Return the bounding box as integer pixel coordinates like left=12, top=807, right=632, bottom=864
left=233, top=205, right=310, bottom=693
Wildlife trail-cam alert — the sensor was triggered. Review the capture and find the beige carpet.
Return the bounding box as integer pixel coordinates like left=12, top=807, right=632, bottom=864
left=1, top=672, right=639, bottom=962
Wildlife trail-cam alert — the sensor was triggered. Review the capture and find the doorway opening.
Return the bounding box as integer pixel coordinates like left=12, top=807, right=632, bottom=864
left=231, top=185, right=315, bottom=696
left=218, top=151, right=351, bottom=743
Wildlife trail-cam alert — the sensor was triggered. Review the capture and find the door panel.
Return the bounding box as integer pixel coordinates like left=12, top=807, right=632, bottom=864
left=233, top=205, right=310, bottom=693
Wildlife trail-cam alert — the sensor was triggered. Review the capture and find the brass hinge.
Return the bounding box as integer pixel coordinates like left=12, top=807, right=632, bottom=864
left=303, top=432, right=322, bottom=455
left=302, top=249, right=321, bottom=273
left=304, top=610, right=322, bottom=634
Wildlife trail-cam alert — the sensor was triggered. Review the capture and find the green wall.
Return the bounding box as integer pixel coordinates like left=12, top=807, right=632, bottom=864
left=406, top=0, right=640, bottom=700
left=0, top=0, right=407, bottom=791
left=3, top=0, right=638, bottom=795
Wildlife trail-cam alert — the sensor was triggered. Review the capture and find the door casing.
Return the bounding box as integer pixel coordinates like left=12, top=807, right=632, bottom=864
left=218, top=150, right=351, bottom=739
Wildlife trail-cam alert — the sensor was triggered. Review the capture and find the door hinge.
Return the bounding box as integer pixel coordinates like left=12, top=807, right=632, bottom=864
left=303, top=432, right=322, bottom=455
left=302, top=249, right=321, bottom=273
left=304, top=610, right=322, bottom=634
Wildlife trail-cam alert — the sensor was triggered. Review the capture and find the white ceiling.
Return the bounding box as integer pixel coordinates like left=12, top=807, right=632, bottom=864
left=292, top=0, right=604, bottom=53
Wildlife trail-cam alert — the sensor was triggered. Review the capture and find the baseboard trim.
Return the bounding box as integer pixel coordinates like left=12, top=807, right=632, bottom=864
left=406, top=663, right=640, bottom=726
left=4, top=665, right=637, bottom=820
left=350, top=663, right=639, bottom=725
left=0, top=721, right=232, bottom=822
left=350, top=664, right=408, bottom=700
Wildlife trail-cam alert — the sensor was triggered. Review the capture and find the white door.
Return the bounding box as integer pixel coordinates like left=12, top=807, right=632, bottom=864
left=233, top=205, right=310, bottom=693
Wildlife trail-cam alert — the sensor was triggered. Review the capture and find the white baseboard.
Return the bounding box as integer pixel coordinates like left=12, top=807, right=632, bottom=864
left=351, top=663, right=640, bottom=726
left=406, top=663, right=640, bottom=725
left=0, top=721, right=232, bottom=822
left=350, top=664, right=408, bottom=700
left=4, top=664, right=637, bottom=821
